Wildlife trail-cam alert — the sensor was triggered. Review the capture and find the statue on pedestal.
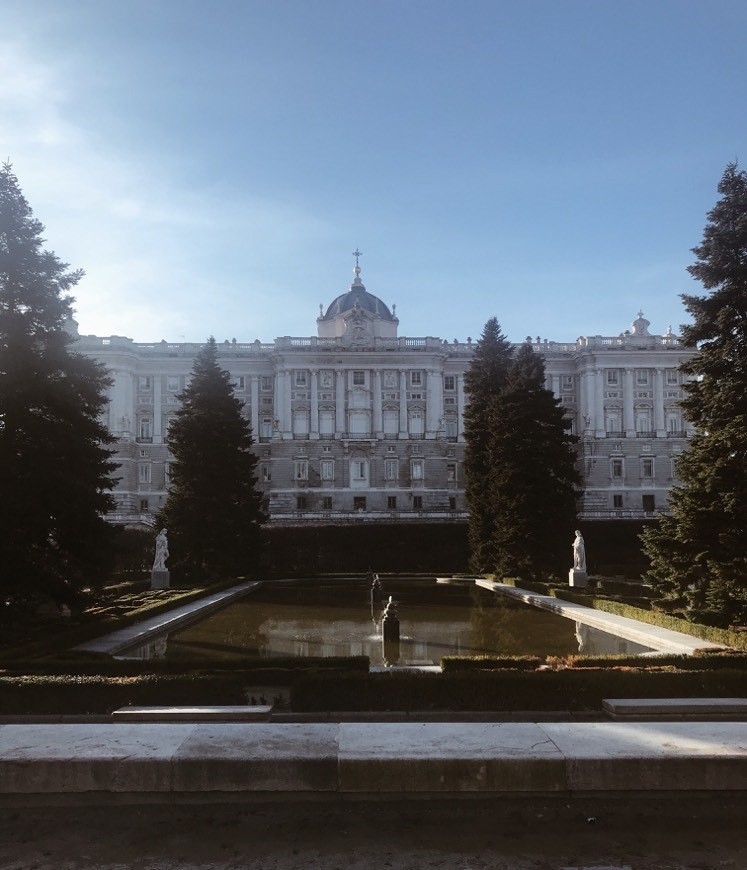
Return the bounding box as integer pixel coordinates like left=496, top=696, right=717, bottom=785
left=152, top=529, right=169, bottom=572
left=569, top=530, right=588, bottom=588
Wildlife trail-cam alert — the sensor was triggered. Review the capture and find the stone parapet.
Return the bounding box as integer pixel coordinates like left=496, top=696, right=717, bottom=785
left=0, top=722, right=745, bottom=804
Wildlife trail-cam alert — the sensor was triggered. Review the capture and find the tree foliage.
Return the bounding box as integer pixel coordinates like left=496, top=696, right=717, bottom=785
left=642, top=163, right=747, bottom=626
left=157, top=337, right=265, bottom=580
left=464, top=319, right=579, bottom=579
left=0, top=162, right=117, bottom=613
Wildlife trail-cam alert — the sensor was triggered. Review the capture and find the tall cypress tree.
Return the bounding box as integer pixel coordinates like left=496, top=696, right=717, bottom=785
left=462, top=317, right=515, bottom=573
left=0, top=163, right=117, bottom=613
left=487, top=343, right=579, bottom=579
left=157, top=337, right=265, bottom=580
left=642, top=163, right=747, bottom=626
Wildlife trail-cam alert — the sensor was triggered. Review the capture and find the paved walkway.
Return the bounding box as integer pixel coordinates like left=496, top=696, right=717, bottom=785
left=73, top=581, right=262, bottom=656
left=479, top=580, right=727, bottom=654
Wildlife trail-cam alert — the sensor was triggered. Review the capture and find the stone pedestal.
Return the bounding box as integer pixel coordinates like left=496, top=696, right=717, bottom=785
left=568, top=568, right=588, bottom=588
left=151, top=570, right=170, bottom=590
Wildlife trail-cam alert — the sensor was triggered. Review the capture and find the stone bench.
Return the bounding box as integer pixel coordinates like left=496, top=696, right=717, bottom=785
left=111, top=705, right=272, bottom=723
left=603, top=698, right=747, bottom=720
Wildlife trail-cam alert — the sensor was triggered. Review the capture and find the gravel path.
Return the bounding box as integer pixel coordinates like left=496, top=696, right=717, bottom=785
left=1, top=798, right=745, bottom=869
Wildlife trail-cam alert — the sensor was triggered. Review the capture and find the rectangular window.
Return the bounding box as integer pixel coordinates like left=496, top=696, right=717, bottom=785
left=666, top=369, right=679, bottom=385
left=167, top=376, right=180, bottom=392
left=411, top=458, right=424, bottom=481
left=606, top=370, right=619, bottom=385
left=295, top=370, right=308, bottom=387
left=138, top=464, right=151, bottom=483
left=410, top=371, right=422, bottom=386
left=447, top=463, right=457, bottom=482
left=449, top=496, right=456, bottom=511
left=164, top=463, right=171, bottom=485
left=352, top=460, right=368, bottom=481
left=138, top=375, right=152, bottom=391
left=261, top=418, right=273, bottom=438
left=642, top=494, right=655, bottom=512
left=296, top=496, right=307, bottom=510
left=444, top=375, right=456, bottom=391
left=261, top=376, right=272, bottom=391
left=139, top=498, right=149, bottom=511
left=294, top=460, right=308, bottom=481
left=561, top=375, right=574, bottom=391
left=353, top=496, right=366, bottom=511
left=413, top=495, right=423, bottom=510
left=353, top=370, right=365, bottom=386
left=387, top=496, right=397, bottom=510
left=322, top=496, right=333, bottom=511
left=613, top=494, right=623, bottom=509
left=641, top=458, right=654, bottom=478
left=636, top=369, right=649, bottom=385
left=385, top=459, right=399, bottom=481
left=261, top=464, right=272, bottom=482
left=320, top=459, right=334, bottom=480
left=611, top=458, right=623, bottom=478
left=232, top=375, right=246, bottom=391
left=138, top=418, right=152, bottom=440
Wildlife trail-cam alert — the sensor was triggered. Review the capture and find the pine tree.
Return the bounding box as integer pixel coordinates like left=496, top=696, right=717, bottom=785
left=641, top=163, right=747, bottom=626
left=0, top=162, right=117, bottom=614
left=157, top=337, right=265, bottom=580
left=462, top=317, right=514, bottom=573
left=486, top=343, right=579, bottom=579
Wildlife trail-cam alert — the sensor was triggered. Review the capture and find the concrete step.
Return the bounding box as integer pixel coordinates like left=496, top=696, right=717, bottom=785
left=111, top=705, right=272, bottom=722
left=604, top=697, right=747, bottom=720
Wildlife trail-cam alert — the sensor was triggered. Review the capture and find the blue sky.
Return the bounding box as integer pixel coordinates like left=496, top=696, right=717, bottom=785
left=2, top=0, right=745, bottom=344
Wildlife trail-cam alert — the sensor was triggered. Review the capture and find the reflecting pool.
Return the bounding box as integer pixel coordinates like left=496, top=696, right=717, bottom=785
left=121, top=579, right=654, bottom=664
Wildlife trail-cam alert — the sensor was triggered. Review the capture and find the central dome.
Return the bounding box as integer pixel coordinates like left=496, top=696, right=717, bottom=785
left=319, top=272, right=396, bottom=323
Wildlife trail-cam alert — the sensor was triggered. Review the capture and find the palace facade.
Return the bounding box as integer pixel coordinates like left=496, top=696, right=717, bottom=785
left=72, top=264, right=695, bottom=528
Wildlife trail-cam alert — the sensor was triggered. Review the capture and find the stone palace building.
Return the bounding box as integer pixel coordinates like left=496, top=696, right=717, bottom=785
left=72, top=262, right=695, bottom=528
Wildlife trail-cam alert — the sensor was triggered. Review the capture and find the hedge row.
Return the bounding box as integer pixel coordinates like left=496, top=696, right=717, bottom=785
left=0, top=673, right=249, bottom=715
left=290, top=668, right=747, bottom=713
left=0, top=655, right=370, bottom=677
left=442, top=652, right=747, bottom=671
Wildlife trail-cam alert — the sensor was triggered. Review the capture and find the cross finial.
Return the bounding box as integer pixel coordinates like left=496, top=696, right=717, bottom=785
left=352, top=248, right=362, bottom=268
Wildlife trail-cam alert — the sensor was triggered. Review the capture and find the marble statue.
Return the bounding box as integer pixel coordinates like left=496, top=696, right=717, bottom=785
left=572, top=530, right=586, bottom=572
left=152, top=529, right=169, bottom=572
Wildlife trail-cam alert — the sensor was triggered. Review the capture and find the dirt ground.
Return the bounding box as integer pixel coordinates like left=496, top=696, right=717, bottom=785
left=1, top=797, right=746, bottom=870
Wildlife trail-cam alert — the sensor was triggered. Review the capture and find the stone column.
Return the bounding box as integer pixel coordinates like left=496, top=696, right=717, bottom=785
left=426, top=369, right=442, bottom=437
left=153, top=374, right=162, bottom=442
left=399, top=370, right=408, bottom=438
left=250, top=375, right=260, bottom=433
left=456, top=374, right=466, bottom=440
left=335, top=370, right=346, bottom=435
left=623, top=368, right=635, bottom=436
left=654, top=368, right=666, bottom=437
left=310, top=369, right=319, bottom=438
left=373, top=370, right=383, bottom=437
left=581, top=368, right=595, bottom=435
left=594, top=368, right=605, bottom=436
left=277, top=369, right=292, bottom=437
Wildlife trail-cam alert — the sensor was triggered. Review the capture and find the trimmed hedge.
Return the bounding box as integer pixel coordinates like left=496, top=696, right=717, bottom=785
left=0, top=673, right=249, bottom=715
left=441, top=656, right=543, bottom=672
left=0, top=655, right=370, bottom=677
left=290, top=668, right=747, bottom=713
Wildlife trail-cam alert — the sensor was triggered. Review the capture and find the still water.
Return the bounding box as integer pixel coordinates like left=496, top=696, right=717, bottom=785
left=123, top=579, right=653, bottom=664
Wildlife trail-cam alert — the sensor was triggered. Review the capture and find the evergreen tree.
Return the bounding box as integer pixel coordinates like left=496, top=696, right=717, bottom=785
left=462, top=317, right=514, bottom=573
left=157, top=337, right=265, bottom=580
left=642, top=163, right=747, bottom=626
left=486, top=343, right=579, bottom=579
left=0, top=163, right=117, bottom=613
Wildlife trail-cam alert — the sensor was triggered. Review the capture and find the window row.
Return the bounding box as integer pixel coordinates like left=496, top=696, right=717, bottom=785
left=609, top=457, right=678, bottom=479
left=293, top=495, right=458, bottom=512
left=260, top=459, right=459, bottom=483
